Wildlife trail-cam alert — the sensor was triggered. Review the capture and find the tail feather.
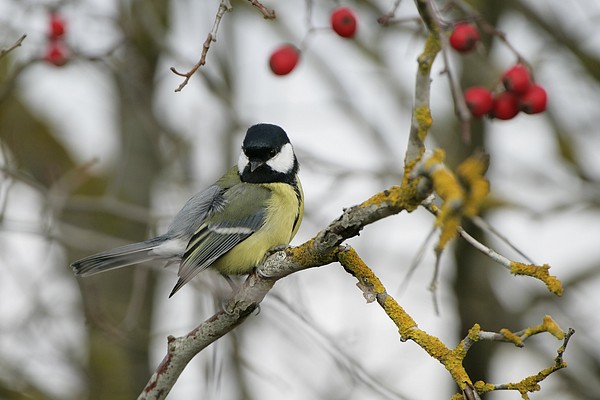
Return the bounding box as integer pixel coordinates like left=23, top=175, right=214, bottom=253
left=71, top=237, right=166, bottom=276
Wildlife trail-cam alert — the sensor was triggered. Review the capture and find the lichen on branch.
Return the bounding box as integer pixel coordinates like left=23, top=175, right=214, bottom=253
left=338, top=249, right=572, bottom=399
left=510, top=262, right=564, bottom=296
left=413, top=150, right=490, bottom=253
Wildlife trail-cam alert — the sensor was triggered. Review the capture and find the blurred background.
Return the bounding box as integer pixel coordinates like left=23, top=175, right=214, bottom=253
left=1, top=0, right=599, bottom=399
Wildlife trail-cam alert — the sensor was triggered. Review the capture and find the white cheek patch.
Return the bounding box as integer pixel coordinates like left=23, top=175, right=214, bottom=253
left=238, top=152, right=249, bottom=175
left=267, top=143, right=295, bottom=174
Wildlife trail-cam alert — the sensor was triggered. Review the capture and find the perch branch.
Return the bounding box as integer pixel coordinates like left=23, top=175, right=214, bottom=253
left=139, top=181, right=432, bottom=399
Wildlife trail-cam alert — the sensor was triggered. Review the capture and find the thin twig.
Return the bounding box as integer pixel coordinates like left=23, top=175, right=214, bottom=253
left=0, top=34, right=26, bottom=60
left=397, top=224, right=436, bottom=296
left=424, top=0, right=473, bottom=143
left=429, top=248, right=442, bottom=315
left=470, top=215, right=536, bottom=264
left=482, top=328, right=574, bottom=394
left=377, top=0, right=404, bottom=26
left=422, top=201, right=510, bottom=270
left=247, top=0, right=276, bottom=19
left=170, top=0, right=232, bottom=92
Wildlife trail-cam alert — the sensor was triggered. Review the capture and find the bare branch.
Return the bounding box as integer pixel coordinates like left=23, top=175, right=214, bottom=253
left=170, top=0, right=232, bottom=92
left=470, top=215, right=536, bottom=264
left=247, top=0, right=276, bottom=19
left=426, top=0, right=473, bottom=142
left=0, top=34, right=26, bottom=60
left=422, top=202, right=563, bottom=296
left=377, top=0, right=404, bottom=26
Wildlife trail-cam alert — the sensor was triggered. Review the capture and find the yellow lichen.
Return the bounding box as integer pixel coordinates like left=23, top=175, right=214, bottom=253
left=429, top=165, right=463, bottom=207
left=424, top=148, right=445, bottom=169
left=456, top=156, right=490, bottom=217
left=505, top=360, right=567, bottom=399
left=435, top=215, right=460, bottom=252
left=523, top=315, right=565, bottom=340
left=424, top=151, right=463, bottom=251
left=467, top=323, right=481, bottom=342
left=542, top=315, right=565, bottom=340
left=409, top=328, right=449, bottom=360
left=500, top=328, right=524, bottom=347
left=417, top=32, right=441, bottom=73
left=445, top=348, right=471, bottom=389
left=360, top=185, right=401, bottom=207
left=359, top=185, right=423, bottom=213
left=381, top=295, right=418, bottom=339
left=473, top=380, right=495, bottom=393
left=510, top=262, right=564, bottom=296
left=402, top=158, right=420, bottom=186
left=414, top=105, right=433, bottom=142
left=287, top=238, right=339, bottom=268
left=337, top=247, right=387, bottom=295
left=338, top=246, right=480, bottom=394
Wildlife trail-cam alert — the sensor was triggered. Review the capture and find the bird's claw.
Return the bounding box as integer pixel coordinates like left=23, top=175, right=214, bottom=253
left=266, top=244, right=290, bottom=257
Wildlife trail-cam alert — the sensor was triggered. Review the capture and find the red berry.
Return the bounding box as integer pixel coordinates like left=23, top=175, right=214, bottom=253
left=464, top=87, right=494, bottom=117
left=331, top=7, right=357, bottom=38
left=45, top=42, right=68, bottom=66
left=449, top=23, right=480, bottom=53
left=491, top=92, right=519, bottom=120
left=49, top=12, right=66, bottom=39
left=269, top=45, right=300, bottom=76
left=518, top=84, right=547, bottom=114
left=502, top=64, right=531, bottom=94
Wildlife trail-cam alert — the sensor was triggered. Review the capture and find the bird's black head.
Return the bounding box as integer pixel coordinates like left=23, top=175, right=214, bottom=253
left=238, top=123, right=299, bottom=184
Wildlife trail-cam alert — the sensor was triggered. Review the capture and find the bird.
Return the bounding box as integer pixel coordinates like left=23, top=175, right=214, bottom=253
left=71, top=123, right=304, bottom=297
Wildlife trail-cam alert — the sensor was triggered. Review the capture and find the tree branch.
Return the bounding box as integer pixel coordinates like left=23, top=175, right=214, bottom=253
left=247, top=0, right=276, bottom=19
left=339, top=248, right=572, bottom=399
left=404, top=0, right=442, bottom=174
left=0, top=34, right=26, bottom=60
left=139, top=182, right=430, bottom=399
left=170, top=0, right=232, bottom=92
left=138, top=3, right=568, bottom=397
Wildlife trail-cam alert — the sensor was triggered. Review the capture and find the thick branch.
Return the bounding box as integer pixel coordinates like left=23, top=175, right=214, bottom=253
left=404, top=0, right=441, bottom=173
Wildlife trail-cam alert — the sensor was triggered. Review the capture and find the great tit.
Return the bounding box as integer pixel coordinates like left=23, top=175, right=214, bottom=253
left=71, top=123, right=304, bottom=297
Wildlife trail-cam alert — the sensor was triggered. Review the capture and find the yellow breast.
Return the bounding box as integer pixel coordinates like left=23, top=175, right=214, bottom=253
left=212, top=180, right=304, bottom=275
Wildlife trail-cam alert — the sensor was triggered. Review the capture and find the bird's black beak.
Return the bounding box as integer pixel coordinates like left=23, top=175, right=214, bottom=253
left=249, top=160, right=264, bottom=172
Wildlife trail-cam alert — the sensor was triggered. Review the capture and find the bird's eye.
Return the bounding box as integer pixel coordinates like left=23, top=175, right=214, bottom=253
left=269, top=149, right=277, bottom=158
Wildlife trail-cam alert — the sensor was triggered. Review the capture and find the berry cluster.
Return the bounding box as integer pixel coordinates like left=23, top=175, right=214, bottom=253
left=269, top=7, right=358, bottom=76
left=44, top=11, right=68, bottom=66
left=450, top=23, right=547, bottom=120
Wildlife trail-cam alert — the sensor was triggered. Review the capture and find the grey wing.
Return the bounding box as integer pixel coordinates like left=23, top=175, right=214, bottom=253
left=166, top=185, right=225, bottom=238
left=168, top=211, right=266, bottom=297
